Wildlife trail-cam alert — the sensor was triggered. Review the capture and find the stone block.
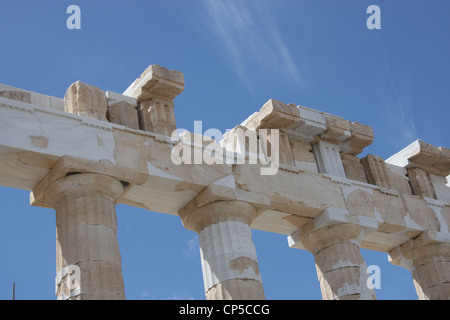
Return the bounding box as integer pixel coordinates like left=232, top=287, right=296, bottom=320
left=106, top=100, right=139, bottom=130
left=221, top=125, right=259, bottom=160
left=0, top=88, right=31, bottom=103
left=123, top=65, right=184, bottom=103
left=312, top=140, right=346, bottom=177
left=408, top=167, right=436, bottom=199
left=339, top=122, right=374, bottom=155
left=429, top=174, right=450, bottom=203
left=385, top=163, right=412, bottom=195
left=244, top=99, right=300, bottom=130
left=278, top=132, right=295, bottom=166
left=320, top=116, right=351, bottom=142
left=288, top=105, right=327, bottom=142
left=408, top=141, right=440, bottom=170
left=361, top=154, right=391, bottom=189
left=64, top=81, right=108, bottom=121
left=0, top=83, right=64, bottom=111
left=340, top=153, right=367, bottom=183
left=303, top=223, right=363, bottom=254
left=402, top=194, right=440, bottom=231
left=389, top=140, right=450, bottom=176
left=442, top=206, right=450, bottom=232
left=373, top=190, right=405, bottom=233
left=232, top=164, right=346, bottom=219
left=138, top=98, right=176, bottom=136
left=290, top=139, right=318, bottom=173
left=206, top=279, right=265, bottom=300
left=105, top=90, right=137, bottom=106
left=314, top=243, right=364, bottom=274
left=346, top=189, right=375, bottom=218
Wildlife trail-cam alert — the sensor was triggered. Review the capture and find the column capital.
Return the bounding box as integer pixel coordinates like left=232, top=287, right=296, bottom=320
left=179, top=192, right=265, bottom=299
left=302, top=221, right=362, bottom=255
left=300, top=220, right=376, bottom=300
left=183, top=199, right=265, bottom=300
left=30, top=155, right=143, bottom=209
left=45, top=173, right=124, bottom=208
left=182, top=200, right=257, bottom=233
left=289, top=207, right=371, bottom=252
left=388, top=230, right=450, bottom=299
left=288, top=208, right=376, bottom=300
left=388, top=230, right=450, bottom=271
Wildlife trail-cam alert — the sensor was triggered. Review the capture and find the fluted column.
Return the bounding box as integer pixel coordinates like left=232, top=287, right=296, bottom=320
left=45, top=173, right=125, bottom=300
left=301, top=223, right=376, bottom=300
left=389, top=231, right=450, bottom=300
left=182, top=200, right=265, bottom=300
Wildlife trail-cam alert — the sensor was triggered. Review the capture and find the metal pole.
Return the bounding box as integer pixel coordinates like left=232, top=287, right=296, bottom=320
left=12, top=282, right=15, bottom=300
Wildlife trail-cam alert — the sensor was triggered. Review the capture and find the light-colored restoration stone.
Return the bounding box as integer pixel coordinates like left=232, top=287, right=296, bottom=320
left=442, top=206, right=450, bottom=233
left=287, top=105, right=327, bottom=142
left=313, top=140, right=346, bottom=177
left=430, top=174, right=450, bottom=203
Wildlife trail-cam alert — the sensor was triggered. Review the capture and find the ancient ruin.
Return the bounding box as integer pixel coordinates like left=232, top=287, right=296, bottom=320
left=0, top=65, right=448, bottom=300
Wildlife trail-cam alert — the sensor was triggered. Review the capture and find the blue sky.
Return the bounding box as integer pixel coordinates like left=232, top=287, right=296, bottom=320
left=0, top=0, right=449, bottom=300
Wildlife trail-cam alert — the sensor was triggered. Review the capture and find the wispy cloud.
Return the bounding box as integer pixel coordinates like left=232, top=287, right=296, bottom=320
left=382, top=80, right=417, bottom=147
left=377, top=55, right=418, bottom=149
left=201, top=0, right=306, bottom=91
left=182, top=235, right=199, bottom=258
left=141, top=290, right=151, bottom=299
left=140, top=290, right=194, bottom=300
left=165, top=293, right=195, bottom=300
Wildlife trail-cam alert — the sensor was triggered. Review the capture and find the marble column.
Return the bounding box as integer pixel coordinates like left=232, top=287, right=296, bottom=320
left=389, top=231, right=450, bottom=300
left=301, top=223, right=377, bottom=300
left=45, top=173, right=125, bottom=300
left=183, top=200, right=265, bottom=300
